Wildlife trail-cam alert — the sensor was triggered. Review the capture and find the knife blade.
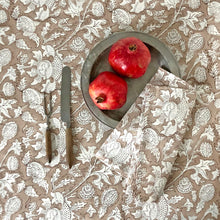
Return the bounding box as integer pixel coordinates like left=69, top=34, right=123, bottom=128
left=61, top=66, right=73, bottom=168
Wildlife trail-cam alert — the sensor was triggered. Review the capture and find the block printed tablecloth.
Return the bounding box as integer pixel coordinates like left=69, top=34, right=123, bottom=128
left=0, top=0, right=219, bottom=219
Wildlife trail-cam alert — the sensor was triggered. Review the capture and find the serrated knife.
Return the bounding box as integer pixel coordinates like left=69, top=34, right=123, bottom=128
left=61, top=66, right=73, bottom=168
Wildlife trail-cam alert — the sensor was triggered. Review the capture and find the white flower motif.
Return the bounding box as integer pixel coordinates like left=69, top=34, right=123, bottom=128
left=79, top=184, right=95, bottom=200
left=208, top=1, right=220, bottom=23
left=112, top=9, right=131, bottom=28
left=177, top=177, right=193, bottom=193
left=188, top=0, right=201, bottom=9
left=121, top=130, right=133, bottom=144
left=166, top=29, right=181, bottom=44
left=27, top=162, right=46, bottom=180
left=92, top=2, right=104, bottom=17
left=104, top=141, right=121, bottom=158
left=45, top=208, right=62, bottom=220
left=16, top=16, right=36, bottom=33
left=0, top=48, right=12, bottom=70
left=71, top=37, right=86, bottom=52
left=143, top=128, right=160, bottom=147
left=153, top=177, right=167, bottom=198
left=37, top=60, right=53, bottom=79
left=142, top=202, right=158, bottom=220
left=200, top=142, right=212, bottom=158
left=76, top=109, right=92, bottom=125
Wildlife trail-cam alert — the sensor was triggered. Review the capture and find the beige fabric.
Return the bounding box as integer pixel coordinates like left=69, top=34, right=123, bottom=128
left=97, top=67, right=196, bottom=203
left=0, top=0, right=219, bottom=219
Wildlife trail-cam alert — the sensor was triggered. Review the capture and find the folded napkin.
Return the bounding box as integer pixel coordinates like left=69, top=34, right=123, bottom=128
left=96, top=67, right=196, bottom=202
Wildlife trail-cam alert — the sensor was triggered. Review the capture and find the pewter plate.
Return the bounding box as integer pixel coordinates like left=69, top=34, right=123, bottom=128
left=81, top=31, right=180, bottom=128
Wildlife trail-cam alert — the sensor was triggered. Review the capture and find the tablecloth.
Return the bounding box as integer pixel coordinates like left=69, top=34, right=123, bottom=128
left=0, top=0, right=219, bottom=219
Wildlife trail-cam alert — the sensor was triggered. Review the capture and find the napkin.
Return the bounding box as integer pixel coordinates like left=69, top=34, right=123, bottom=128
left=96, top=67, right=196, bottom=202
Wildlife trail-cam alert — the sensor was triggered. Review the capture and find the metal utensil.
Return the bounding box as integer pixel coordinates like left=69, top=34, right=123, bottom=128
left=44, top=92, right=53, bottom=163
left=61, top=66, right=73, bottom=168
left=81, top=31, right=180, bottom=128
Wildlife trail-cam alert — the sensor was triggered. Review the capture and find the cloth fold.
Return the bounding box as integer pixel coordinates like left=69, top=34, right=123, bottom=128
left=96, top=67, right=196, bottom=202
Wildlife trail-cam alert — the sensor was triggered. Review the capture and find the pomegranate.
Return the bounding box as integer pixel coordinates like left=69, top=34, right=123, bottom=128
left=89, top=71, right=127, bottom=110
left=108, top=37, right=151, bottom=78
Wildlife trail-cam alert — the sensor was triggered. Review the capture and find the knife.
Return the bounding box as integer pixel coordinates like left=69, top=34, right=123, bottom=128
left=61, top=66, right=73, bottom=168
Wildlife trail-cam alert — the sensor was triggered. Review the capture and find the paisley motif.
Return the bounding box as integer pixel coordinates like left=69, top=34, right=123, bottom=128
left=23, top=88, right=42, bottom=105
left=45, top=208, right=62, bottom=220
left=2, top=122, right=18, bottom=140
left=0, top=48, right=12, bottom=68
left=101, top=188, right=118, bottom=207
left=194, top=107, right=211, bottom=126
left=194, top=66, right=207, bottom=83
left=4, top=196, right=21, bottom=215
left=199, top=184, right=215, bottom=201
left=200, top=142, right=212, bottom=158
left=92, top=2, right=104, bottom=17
left=3, top=82, right=15, bottom=96
left=6, top=156, right=19, bottom=171
left=208, top=1, right=220, bottom=22
left=142, top=202, right=158, bottom=220
left=143, top=128, right=160, bottom=147
left=52, top=56, right=62, bottom=80
left=0, top=10, right=7, bottom=24
left=162, top=101, right=178, bottom=121
left=16, top=16, right=36, bottom=33
left=188, top=0, right=201, bottom=9
left=37, top=60, right=53, bottom=78
left=112, top=9, right=131, bottom=27
left=27, top=162, right=46, bottom=179
left=188, top=33, right=204, bottom=51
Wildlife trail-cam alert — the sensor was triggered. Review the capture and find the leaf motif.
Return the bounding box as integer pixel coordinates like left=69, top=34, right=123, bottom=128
left=16, top=39, right=30, bottom=50
left=131, top=0, right=145, bottom=13
left=201, top=125, right=215, bottom=141
left=169, top=195, right=184, bottom=204
left=178, top=11, right=202, bottom=30
left=186, top=50, right=194, bottom=63
left=83, top=19, right=106, bottom=42
left=0, top=99, right=16, bottom=118
left=51, top=168, right=61, bottom=183
left=77, top=145, right=96, bottom=164
left=189, top=159, right=215, bottom=182
left=64, top=0, right=83, bottom=18
left=160, top=0, right=180, bottom=10
left=33, top=50, right=43, bottom=61
left=72, top=202, right=86, bottom=211
left=205, top=202, right=219, bottom=219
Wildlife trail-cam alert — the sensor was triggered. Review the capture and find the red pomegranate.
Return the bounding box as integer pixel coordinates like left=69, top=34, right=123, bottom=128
left=89, top=71, right=127, bottom=110
left=108, top=37, right=151, bottom=78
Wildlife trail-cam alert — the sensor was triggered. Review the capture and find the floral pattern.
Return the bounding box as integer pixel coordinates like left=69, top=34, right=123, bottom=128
left=0, top=0, right=219, bottom=219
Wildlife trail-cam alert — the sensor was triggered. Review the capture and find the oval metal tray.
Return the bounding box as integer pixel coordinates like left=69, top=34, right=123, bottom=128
left=81, top=31, right=180, bottom=128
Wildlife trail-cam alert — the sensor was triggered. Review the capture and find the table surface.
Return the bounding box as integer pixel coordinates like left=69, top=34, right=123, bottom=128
left=0, top=1, right=219, bottom=219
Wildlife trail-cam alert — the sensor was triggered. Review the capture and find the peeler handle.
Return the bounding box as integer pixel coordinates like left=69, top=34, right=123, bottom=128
left=46, top=128, right=52, bottom=163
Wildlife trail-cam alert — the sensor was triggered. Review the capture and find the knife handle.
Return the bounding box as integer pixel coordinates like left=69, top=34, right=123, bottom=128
left=66, top=127, right=73, bottom=168
left=46, top=128, right=52, bottom=163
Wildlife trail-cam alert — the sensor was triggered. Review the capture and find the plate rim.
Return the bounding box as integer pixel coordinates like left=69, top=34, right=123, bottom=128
left=81, top=31, right=180, bottom=128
